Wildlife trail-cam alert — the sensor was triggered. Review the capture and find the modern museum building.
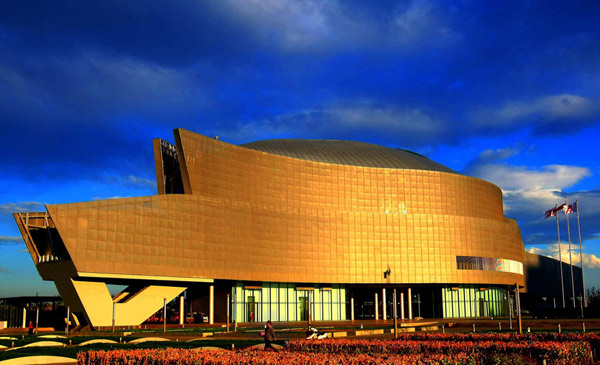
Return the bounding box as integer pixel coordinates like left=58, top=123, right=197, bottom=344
left=14, top=129, right=579, bottom=328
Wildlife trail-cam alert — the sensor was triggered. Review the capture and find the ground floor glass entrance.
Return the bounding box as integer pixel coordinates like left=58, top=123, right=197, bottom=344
left=442, top=285, right=509, bottom=318
left=231, top=282, right=347, bottom=322
left=228, top=282, right=510, bottom=322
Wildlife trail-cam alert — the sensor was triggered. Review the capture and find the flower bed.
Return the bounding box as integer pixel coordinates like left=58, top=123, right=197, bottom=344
left=316, top=333, right=600, bottom=359
left=78, top=334, right=594, bottom=365
left=77, top=348, right=532, bottom=365
left=287, top=338, right=592, bottom=364
left=404, top=333, right=600, bottom=361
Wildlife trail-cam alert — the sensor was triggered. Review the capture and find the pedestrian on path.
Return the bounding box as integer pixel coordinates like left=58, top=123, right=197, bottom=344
left=264, top=320, right=277, bottom=351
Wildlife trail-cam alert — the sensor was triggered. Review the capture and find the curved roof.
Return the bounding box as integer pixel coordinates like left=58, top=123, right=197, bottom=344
left=241, top=139, right=456, bottom=173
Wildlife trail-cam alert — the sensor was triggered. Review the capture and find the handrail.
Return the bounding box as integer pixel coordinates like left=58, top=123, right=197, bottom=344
left=14, top=213, right=41, bottom=263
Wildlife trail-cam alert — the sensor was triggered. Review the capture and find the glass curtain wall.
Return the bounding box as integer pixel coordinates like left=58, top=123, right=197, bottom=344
left=231, top=282, right=347, bottom=322
left=442, top=285, right=508, bottom=318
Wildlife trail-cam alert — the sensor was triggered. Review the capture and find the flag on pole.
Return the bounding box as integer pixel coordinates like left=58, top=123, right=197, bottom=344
left=572, top=201, right=578, bottom=213
left=564, top=204, right=574, bottom=214
left=545, top=204, right=566, bottom=218
left=545, top=205, right=557, bottom=219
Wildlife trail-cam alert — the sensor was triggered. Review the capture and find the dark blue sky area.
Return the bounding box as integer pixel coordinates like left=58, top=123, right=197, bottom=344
left=1, top=0, right=599, bottom=296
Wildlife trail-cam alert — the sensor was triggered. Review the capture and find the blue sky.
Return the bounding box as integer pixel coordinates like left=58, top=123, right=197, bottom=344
left=0, top=0, right=599, bottom=297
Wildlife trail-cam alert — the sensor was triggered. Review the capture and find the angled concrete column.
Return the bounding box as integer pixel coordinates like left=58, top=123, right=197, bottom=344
left=209, top=285, right=214, bottom=325
left=408, top=288, right=413, bottom=320
left=382, top=288, right=387, bottom=320
left=400, top=292, right=405, bottom=320
left=69, top=279, right=185, bottom=327
left=374, top=292, right=379, bottom=320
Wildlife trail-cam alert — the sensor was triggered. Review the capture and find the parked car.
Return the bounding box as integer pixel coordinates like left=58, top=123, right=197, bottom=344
left=186, top=312, right=208, bottom=324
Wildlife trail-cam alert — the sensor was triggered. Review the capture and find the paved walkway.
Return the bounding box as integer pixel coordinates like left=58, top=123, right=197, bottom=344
left=2, top=317, right=598, bottom=341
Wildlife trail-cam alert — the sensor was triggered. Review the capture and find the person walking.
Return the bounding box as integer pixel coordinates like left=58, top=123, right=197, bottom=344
left=264, top=320, right=277, bottom=351
left=28, top=321, right=34, bottom=336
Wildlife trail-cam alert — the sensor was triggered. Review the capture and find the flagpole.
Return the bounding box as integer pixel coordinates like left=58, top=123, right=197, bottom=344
left=565, top=198, right=576, bottom=308
left=576, top=200, right=587, bottom=307
left=556, top=211, right=566, bottom=308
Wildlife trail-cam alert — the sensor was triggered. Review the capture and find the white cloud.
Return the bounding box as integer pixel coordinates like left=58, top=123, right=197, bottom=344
left=507, top=188, right=600, bottom=245
left=221, top=0, right=460, bottom=52
left=57, top=53, right=208, bottom=118
left=465, top=147, right=592, bottom=215
left=0, top=202, right=45, bottom=214
left=471, top=164, right=590, bottom=191
left=472, top=94, right=600, bottom=130
left=124, top=175, right=156, bottom=190
left=471, top=146, right=521, bottom=164
left=503, top=188, right=563, bottom=214
left=463, top=146, right=600, bottom=247
left=224, top=100, right=449, bottom=146
left=0, top=52, right=208, bottom=123
left=501, top=95, right=596, bottom=121
left=527, top=244, right=600, bottom=269
left=102, top=174, right=156, bottom=190
left=0, top=65, right=60, bottom=120
left=0, top=236, right=23, bottom=245
left=224, top=0, right=359, bottom=51
left=392, top=0, right=460, bottom=48
left=465, top=147, right=593, bottom=217
left=334, top=104, right=445, bottom=135
left=464, top=144, right=591, bottom=194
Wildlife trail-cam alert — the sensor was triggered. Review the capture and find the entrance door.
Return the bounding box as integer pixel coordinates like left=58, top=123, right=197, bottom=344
left=299, top=296, right=308, bottom=321
left=359, top=301, right=374, bottom=319
left=479, top=298, right=489, bottom=317
left=248, top=296, right=256, bottom=322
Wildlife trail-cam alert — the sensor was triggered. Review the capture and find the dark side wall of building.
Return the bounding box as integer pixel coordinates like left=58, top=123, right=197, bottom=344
left=524, top=252, right=584, bottom=313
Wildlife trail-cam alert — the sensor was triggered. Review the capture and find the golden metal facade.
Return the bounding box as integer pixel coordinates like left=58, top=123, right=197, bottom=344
left=18, top=128, right=525, bottom=302
left=168, top=129, right=524, bottom=286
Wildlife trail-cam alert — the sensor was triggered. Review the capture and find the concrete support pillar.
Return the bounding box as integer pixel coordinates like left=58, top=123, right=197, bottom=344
left=408, top=288, right=413, bottom=320
left=226, top=294, right=230, bottom=332
left=400, top=292, right=405, bottom=320
left=209, top=285, right=214, bottom=325
left=66, top=306, right=70, bottom=335
left=393, top=289, right=398, bottom=339
left=308, top=291, right=312, bottom=326
left=179, top=295, right=184, bottom=325
left=162, top=299, right=166, bottom=333
left=350, top=294, right=355, bottom=321
left=382, top=288, right=387, bottom=320
left=374, top=292, right=379, bottom=320
left=515, top=284, right=522, bottom=334
left=22, top=308, right=26, bottom=328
